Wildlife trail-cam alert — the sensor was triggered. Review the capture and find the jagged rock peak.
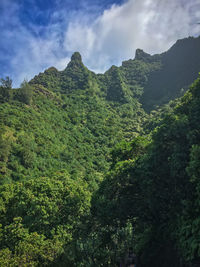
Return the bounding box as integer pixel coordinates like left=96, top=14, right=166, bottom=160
left=135, top=49, right=151, bottom=60
left=71, top=52, right=82, bottom=62
left=65, top=51, right=84, bottom=71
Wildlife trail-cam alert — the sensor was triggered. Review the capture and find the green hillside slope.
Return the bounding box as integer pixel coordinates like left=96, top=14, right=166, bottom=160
left=91, top=74, right=200, bottom=267
left=0, top=52, right=148, bottom=185
left=0, top=36, right=200, bottom=266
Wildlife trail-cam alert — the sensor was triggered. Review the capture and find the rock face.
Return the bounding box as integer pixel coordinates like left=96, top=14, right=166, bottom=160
left=140, top=36, right=200, bottom=110
left=65, top=52, right=84, bottom=70
left=120, top=36, right=200, bottom=110
left=134, top=49, right=151, bottom=61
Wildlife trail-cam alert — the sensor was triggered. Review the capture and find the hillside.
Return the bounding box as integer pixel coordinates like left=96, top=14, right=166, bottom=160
left=91, top=74, right=200, bottom=267
left=0, top=36, right=200, bottom=266
left=0, top=56, right=146, bottom=185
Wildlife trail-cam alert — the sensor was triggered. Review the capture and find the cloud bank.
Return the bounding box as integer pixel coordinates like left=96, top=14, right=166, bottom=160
left=65, top=0, right=200, bottom=72
left=1, top=0, right=200, bottom=87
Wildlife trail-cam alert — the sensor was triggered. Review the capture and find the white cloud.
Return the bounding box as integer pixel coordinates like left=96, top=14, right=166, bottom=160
left=9, top=31, right=70, bottom=87
left=64, top=0, right=200, bottom=73
left=0, top=0, right=70, bottom=87
left=1, top=0, right=200, bottom=87
left=10, top=34, right=70, bottom=86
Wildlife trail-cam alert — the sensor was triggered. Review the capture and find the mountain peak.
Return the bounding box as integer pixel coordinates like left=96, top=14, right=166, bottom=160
left=65, top=52, right=84, bottom=71
left=135, top=49, right=151, bottom=60
left=71, top=52, right=82, bottom=62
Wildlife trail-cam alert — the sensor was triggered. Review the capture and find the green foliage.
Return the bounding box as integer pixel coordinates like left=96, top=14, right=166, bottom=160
left=0, top=64, right=147, bottom=185
left=90, top=75, right=200, bottom=266
left=0, top=77, right=12, bottom=103
left=141, top=36, right=200, bottom=111
left=0, top=76, right=12, bottom=89
left=0, top=173, right=90, bottom=266
left=0, top=58, right=147, bottom=265
left=0, top=37, right=200, bottom=266
left=16, top=80, right=33, bottom=105
left=105, top=66, right=131, bottom=102
left=0, top=127, right=15, bottom=179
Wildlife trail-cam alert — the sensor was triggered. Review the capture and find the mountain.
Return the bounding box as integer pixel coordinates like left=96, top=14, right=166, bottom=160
left=0, top=50, right=148, bottom=184
left=118, top=36, right=200, bottom=111
left=0, top=36, right=200, bottom=266
left=140, top=36, right=200, bottom=110
left=31, top=36, right=200, bottom=111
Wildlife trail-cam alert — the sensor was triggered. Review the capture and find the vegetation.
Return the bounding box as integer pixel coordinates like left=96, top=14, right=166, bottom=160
left=91, top=75, right=200, bottom=266
left=0, top=36, right=200, bottom=266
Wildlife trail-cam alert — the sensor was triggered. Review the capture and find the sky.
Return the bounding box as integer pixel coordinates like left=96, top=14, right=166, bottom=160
left=0, top=0, right=200, bottom=87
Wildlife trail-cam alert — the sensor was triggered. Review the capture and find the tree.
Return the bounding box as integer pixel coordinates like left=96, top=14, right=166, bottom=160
left=0, top=77, right=12, bottom=103
left=18, top=80, right=33, bottom=105
left=0, top=127, right=15, bottom=179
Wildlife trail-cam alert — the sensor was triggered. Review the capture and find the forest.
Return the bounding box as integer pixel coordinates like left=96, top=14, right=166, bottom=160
left=0, top=36, right=200, bottom=266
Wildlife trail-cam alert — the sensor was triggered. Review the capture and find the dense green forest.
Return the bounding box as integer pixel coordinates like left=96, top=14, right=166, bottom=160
left=0, top=36, right=200, bottom=266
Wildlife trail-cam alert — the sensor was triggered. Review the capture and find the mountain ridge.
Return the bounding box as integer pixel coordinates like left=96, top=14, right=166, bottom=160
left=30, top=35, right=200, bottom=110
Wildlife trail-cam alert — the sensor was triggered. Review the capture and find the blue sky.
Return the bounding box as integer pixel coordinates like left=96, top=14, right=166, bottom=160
left=0, top=0, right=200, bottom=87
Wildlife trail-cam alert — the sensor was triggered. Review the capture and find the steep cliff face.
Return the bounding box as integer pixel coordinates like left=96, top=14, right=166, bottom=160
left=140, top=36, right=200, bottom=110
